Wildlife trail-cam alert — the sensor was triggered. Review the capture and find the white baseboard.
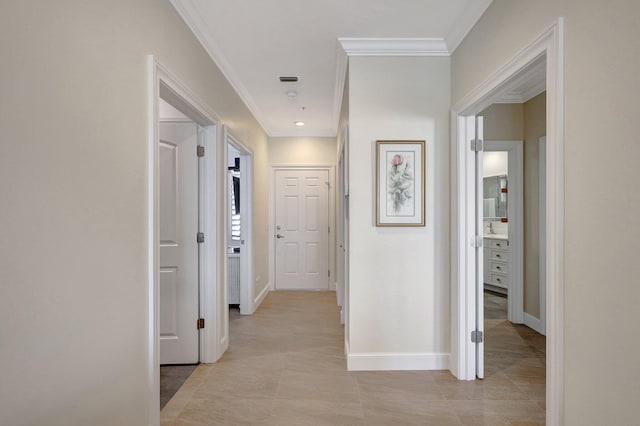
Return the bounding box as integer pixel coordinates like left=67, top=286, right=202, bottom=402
left=254, top=282, right=270, bottom=310
left=330, top=281, right=337, bottom=291
left=347, top=352, right=450, bottom=371
left=524, top=312, right=545, bottom=335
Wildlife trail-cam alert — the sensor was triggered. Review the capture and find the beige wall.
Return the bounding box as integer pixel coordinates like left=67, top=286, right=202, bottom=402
left=480, top=103, right=524, bottom=140
left=523, top=92, right=546, bottom=317
left=453, top=1, right=640, bottom=424
left=348, top=56, right=450, bottom=359
left=269, top=137, right=337, bottom=166
left=0, top=1, right=268, bottom=425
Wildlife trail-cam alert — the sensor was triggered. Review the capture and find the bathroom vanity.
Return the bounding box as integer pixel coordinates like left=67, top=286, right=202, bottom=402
left=484, top=236, right=509, bottom=294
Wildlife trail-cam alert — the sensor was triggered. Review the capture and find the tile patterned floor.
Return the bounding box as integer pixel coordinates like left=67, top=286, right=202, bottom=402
left=161, top=291, right=545, bottom=425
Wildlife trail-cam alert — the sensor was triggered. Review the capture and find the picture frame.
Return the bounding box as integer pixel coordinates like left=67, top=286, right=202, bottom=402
left=376, top=140, right=426, bottom=226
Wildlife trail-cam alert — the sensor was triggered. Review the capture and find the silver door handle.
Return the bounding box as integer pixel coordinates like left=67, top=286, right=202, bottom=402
left=276, top=234, right=285, bottom=239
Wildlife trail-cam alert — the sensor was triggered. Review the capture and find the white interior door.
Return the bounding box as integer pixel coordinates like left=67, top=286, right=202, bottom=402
left=275, top=169, right=329, bottom=290
left=159, top=121, right=199, bottom=364
left=474, top=115, right=485, bottom=379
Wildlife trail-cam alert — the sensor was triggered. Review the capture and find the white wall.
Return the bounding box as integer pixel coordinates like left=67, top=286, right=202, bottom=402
left=347, top=56, right=450, bottom=367
left=0, top=1, right=268, bottom=425
left=452, top=0, right=640, bottom=424
left=483, top=152, right=508, bottom=177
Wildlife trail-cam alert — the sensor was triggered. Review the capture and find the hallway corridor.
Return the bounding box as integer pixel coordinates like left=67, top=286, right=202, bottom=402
left=161, top=291, right=545, bottom=425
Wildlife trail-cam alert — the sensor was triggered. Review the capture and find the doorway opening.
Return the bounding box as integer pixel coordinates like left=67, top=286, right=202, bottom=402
left=148, top=57, right=222, bottom=421
left=225, top=128, right=255, bottom=317
left=481, top=140, right=525, bottom=326
left=451, top=20, right=564, bottom=425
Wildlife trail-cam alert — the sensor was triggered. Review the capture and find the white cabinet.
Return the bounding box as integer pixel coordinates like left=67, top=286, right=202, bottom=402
left=484, top=237, right=509, bottom=294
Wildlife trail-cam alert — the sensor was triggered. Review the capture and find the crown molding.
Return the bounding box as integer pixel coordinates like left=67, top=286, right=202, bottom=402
left=338, top=38, right=450, bottom=57
left=169, top=0, right=272, bottom=135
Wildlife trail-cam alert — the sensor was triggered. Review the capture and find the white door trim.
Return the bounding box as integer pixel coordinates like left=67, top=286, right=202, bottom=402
left=224, top=127, right=256, bottom=315
left=538, top=136, right=547, bottom=335
left=147, top=56, right=222, bottom=422
left=450, top=19, right=564, bottom=426
left=484, top=140, right=524, bottom=324
left=269, top=165, right=336, bottom=292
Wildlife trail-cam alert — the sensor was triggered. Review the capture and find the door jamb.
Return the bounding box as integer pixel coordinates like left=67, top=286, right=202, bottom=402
left=450, top=19, right=564, bottom=426
left=269, top=165, right=335, bottom=291
left=538, top=136, right=547, bottom=335
left=147, top=56, right=222, bottom=422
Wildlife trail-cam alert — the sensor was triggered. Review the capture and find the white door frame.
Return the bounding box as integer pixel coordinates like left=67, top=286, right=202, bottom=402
left=450, top=19, right=564, bottom=426
left=269, top=165, right=335, bottom=292
left=147, top=56, right=223, bottom=421
left=337, top=131, right=347, bottom=323
left=484, top=140, right=524, bottom=324
left=537, top=136, right=547, bottom=335
left=224, top=127, right=255, bottom=315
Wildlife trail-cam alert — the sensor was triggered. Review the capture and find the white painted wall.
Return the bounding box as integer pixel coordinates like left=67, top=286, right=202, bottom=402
left=483, top=152, right=508, bottom=177
left=0, top=2, right=268, bottom=425
left=347, top=56, right=450, bottom=367
left=452, top=0, right=640, bottom=423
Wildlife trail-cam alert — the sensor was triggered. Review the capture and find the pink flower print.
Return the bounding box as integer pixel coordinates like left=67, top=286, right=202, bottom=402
left=392, top=154, right=403, bottom=167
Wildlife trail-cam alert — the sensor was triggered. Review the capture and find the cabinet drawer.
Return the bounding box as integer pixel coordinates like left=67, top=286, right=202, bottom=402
left=490, top=273, right=508, bottom=289
left=490, top=261, right=508, bottom=275
left=489, top=249, right=508, bottom=262
left=489, top=239, right=508, bottom=250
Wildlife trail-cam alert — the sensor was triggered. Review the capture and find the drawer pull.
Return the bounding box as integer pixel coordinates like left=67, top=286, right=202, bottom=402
left=495, top=254, right=501, bottom=258
left=496, top=278, right=501, bottom=283
left=496, top=266, right=501, bottom=270
left=496, top=243, right=502, bottom=247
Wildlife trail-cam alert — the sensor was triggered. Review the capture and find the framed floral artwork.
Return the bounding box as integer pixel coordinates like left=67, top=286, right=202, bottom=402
left=376, top=140, right=426, bottom=226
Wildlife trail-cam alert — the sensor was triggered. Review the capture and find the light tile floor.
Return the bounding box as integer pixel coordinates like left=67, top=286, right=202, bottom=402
left=161, top=291, right=545, bottom=425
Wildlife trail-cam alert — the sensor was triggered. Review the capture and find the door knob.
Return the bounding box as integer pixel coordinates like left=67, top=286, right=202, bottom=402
left=276, top=233, right=285, bottom=239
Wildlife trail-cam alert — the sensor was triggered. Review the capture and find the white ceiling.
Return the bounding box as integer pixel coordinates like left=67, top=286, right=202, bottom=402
left=170, top=0, right=493, bottom=137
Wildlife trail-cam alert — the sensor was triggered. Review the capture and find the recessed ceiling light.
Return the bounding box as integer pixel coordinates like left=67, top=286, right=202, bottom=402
left=287, top=90, right=297, bottom=98
left=294, top=121, right=305, bottom=127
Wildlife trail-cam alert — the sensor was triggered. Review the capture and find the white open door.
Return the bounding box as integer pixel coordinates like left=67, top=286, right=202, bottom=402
left=159, top=121, right=199, bottom=364
left=473, top=116, right=485, bottom=379
left=275, top=169, right=329, bottom=290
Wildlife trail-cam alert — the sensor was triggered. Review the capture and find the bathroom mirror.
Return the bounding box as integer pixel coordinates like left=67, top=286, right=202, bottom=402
left=483, top=174, right=507, bottom=218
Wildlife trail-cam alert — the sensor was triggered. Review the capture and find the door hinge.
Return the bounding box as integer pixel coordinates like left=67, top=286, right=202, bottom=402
left=471, top=330, right=483, bottom=343
left=197, top=232, right=205, bottom=243
left=472, top=235, right=483, bottom=248
left=328, top=269, right=330, bottom=278
left=197, top=318, right=205, bottom=329
left=328, top=226, right=330, bottom=233
left=197, top=145, right=205, bottom=157
left=470, top=139, right=483, bottom=152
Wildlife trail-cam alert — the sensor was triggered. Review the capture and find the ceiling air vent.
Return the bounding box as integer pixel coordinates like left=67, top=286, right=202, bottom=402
left=279, top=76, right=298, bottom=82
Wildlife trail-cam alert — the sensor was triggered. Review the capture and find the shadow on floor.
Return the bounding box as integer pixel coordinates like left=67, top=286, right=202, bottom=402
left=160, top=364, right=198, bottom=409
